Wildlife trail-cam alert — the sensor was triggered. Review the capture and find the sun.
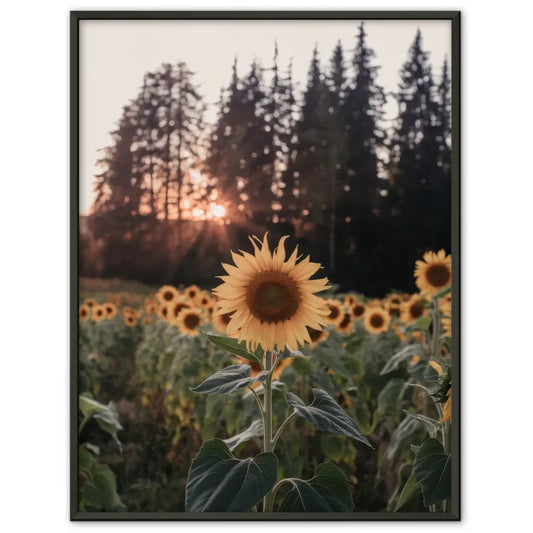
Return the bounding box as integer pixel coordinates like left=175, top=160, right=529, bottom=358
left=210, top=203, right=226, bottom=218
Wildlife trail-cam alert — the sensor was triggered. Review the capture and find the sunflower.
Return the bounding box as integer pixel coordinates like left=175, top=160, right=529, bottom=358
left=196, top=291, right=214, bottom=310
left=92, top=304, right=106, bottom=323
left=156, top=285, right=179, bottom=305
left=414, top=250, right=452, bottom=296
left=79, top=304, right=90, bottom=321
left=124, top=314, right=138, bottom=327
left=168, top=299, right=192, bottom=323
left=324, top=299, right=344, bottom=326
left=306, top=326, right=329, bottom=348
left=364, top=307, right=390, bottom=335
left=212, top=307, right=235, bottom=334
left=344, top=294, right=357, bottom=307
left=401, top=295, right=427, bottom=324
left=387, top=293, right=403, bottom=307
left=351, top=302, right=367, bottom=320
left=176, top=308, right=203, bottom=337
left=84, top=298, right=97, bottom=308
left=103, top=302, right=118, bottom=320
left=213, top=234, right=330, bottom=352
left=184, top=284, right=201, bottom=302
left=157, top=304, right=171, bottom=322
left=336, top=311, right=354, bottom=334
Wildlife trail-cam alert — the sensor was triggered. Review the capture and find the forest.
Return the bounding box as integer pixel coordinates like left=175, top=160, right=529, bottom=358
left=81, top=24, right=451, bottom=297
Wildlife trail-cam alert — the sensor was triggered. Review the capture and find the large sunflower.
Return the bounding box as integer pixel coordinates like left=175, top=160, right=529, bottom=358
left=213, top=234, right=330, bottom=352
left=176, top=308, right=203, bottom=337
left=156, top=285, right=179, bottom=305
left=414, top=250, right=452, bottom=296
left=364, top=307, right=390, bottom=335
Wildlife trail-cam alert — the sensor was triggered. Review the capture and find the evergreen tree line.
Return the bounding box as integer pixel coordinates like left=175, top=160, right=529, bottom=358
left=86, top=25, right=451, bottom=294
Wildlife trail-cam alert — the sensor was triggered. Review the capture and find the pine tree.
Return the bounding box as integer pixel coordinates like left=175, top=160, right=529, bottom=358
left=343, top=24, right=386, bottom=235
left=387, top=29, right=445, bottom=287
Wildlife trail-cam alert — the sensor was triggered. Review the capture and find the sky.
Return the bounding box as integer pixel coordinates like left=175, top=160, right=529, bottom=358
left=79, top=19, right=451, bottom=214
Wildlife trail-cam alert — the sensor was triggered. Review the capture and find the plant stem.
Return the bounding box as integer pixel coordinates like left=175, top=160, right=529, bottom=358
left=263, top=350, right=275, bottom=512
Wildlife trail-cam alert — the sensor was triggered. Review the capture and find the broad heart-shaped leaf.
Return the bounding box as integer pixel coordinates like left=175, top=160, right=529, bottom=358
left=79, top=394, right=123, bottom=451
left=380, top=344, right=422, bottom=375
left=204, top=334, right=263, bottom=367
left=223, top=419, right=263, bottom=452
left=278, top=463, right=353, bottom=512
left=286, top=389, right=372, bottom=448
left=185, top=439, right=278, bottom=512
left=413, top=438, right=451, bottom=506
left=191, top=365, right=269, bottom=395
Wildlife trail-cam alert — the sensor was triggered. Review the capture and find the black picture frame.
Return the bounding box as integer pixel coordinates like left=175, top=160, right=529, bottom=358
left=71, top=10, right=460, bottom=521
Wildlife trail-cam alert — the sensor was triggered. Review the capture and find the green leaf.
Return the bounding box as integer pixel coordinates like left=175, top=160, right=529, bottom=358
left=79, top=394, right=123, bottom=451
left=83, top=464, right=126, bottom=511
left=204, top=334, right=263, bottom=367
left=286, top=389, right=372, bottom=448
left=385, top=416, right=423, bottom=460
left=402, top=410, right=439, bottom=438
left=417, top=316, right=433, bottom=331
left=278, top=463, right=353, bottom=512
left=190, top=365, right=269, bottom=395
left=380, top=345, right=422, bottom=375
left=376, top=378, right=405, bottom=418
left=413, top=438, right=451, bottom=506
left=433, top=286, right=451, bottom=299
left=223, top=419, right=263, bottom=452
left=394, top=470, right=420, bottom=511
left=185, top=439, right=278, bottom=512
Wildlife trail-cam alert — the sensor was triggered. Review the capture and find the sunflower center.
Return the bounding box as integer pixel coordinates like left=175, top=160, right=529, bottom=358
left=353, top=304, right=365, bottom=317
left=339, top=313, right=351, bottom=328
left=410, top=302, right=423, bottom=319
left=246, top=271, right=300, bottom=323
left=163, top=291, right=174, bottom=301
left=184, top=313, right=200, bottom=329
left=389, top=307, right=401, bottom=318
left=426, top=264, right=450, bottom=287
left=328, top=306, right=340, bottom=320
left=173, top=302, right=190, bottom=317
left=370, top=314, right=384, bottom=328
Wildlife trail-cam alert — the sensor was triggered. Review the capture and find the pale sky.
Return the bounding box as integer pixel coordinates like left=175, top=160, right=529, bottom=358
left=79, top=19, right=451, bottom=214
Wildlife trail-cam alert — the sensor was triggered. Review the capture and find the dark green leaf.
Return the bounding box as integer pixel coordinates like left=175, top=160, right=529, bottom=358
left=286, top=389, right=372, bottom=448
left=278, top=463, right=353, bottom=512
left=190, top=365, right=269, bottom=395
left=79, top=394, right=123, bottom=451
left=380, top=345, right=422, bottom=375
left=185, top=439, right=278, bottom=512
left=223, top=420, right=263, bottom=452
left=376, top=378, right=405, bottom=418
left=204, top=334, right=263, bottom=367
left=417, top=316, right=432, bottom=331
left=394, top=470, right=420, bottom=511
left=413, top=438, right=451, bottom=506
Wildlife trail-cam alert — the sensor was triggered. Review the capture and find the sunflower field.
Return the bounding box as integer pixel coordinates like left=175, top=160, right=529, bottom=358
left=78, top=236, right=453, bottom=514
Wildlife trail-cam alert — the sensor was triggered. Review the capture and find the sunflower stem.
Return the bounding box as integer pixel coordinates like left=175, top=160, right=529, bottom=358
left=263, top=350, right=275, bottom=513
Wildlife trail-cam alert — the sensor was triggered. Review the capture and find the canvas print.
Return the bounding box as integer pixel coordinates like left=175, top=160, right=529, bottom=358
left=74, top=12, right=458, bottom=518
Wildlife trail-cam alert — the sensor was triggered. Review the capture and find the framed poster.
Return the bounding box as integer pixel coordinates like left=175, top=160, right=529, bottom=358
left=71, top=10, right=460, bottom=520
